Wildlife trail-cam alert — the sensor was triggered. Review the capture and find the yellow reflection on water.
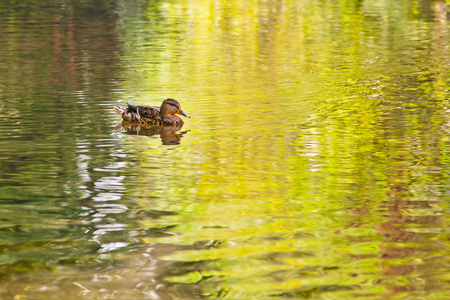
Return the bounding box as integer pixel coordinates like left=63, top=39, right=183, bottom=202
left=0, top=0, right=440, bottom=299
left=112, top=0, right=450, bottom=297
left=109, top=9, right=443, bottom=300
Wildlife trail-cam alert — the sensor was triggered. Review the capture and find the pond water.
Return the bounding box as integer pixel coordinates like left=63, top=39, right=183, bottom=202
left=0, top=0, right=449, bottom=299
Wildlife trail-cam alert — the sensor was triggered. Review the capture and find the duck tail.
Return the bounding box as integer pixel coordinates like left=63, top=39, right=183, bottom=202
left=114, top=105, right=132, bottom=121
left=126, top=102, right=138, bottom=112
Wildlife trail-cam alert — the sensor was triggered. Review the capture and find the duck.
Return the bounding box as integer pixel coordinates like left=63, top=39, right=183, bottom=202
left=114, top=98, right=190, bottom=126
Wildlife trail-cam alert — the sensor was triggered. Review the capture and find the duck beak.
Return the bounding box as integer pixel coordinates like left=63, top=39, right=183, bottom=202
left=179, top=109, right=191, bottom=118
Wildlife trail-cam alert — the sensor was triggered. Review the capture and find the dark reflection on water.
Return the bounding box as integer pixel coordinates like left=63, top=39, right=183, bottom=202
left=115, top=122, right=189, bottom=145
left=0, top=0, right=450, bottom=299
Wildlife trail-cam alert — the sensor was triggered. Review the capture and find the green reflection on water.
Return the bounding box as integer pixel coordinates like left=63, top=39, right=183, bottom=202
left=0, top=0, right=449, bottom=299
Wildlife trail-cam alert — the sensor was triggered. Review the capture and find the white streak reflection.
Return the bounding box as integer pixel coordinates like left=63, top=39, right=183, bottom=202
left=94, top=176, right=125, bottom=190
left=98, top=242, right=129, bottom=254
left=93, top=192, right=122, bottom=202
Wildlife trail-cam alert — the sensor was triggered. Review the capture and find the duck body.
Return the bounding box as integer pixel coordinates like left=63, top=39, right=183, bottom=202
left=114, top=98, right=190, bottom=126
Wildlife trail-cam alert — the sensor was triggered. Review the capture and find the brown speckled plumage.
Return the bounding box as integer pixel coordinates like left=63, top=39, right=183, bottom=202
left=114, top=99, right=190, bottom=126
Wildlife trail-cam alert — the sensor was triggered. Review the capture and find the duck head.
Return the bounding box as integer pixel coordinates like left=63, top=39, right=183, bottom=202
left=160, top=98, right=191, bottom=118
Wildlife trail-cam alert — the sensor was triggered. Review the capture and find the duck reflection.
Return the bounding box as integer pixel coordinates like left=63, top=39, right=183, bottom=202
left=115, top=121, right=189, bottom=145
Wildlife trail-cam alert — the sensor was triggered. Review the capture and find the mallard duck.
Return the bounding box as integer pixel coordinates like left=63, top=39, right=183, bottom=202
left=114, top=98, right=190, bottom=126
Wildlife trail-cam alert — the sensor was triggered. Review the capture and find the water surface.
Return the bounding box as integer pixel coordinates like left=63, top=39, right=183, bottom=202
left=0, top=0, right=449, bottom=299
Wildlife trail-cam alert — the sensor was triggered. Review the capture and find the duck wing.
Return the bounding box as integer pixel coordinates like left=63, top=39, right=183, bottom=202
left=126, top=102, right=160, bottom=113
left=124, top=102, right=164, bottom=124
